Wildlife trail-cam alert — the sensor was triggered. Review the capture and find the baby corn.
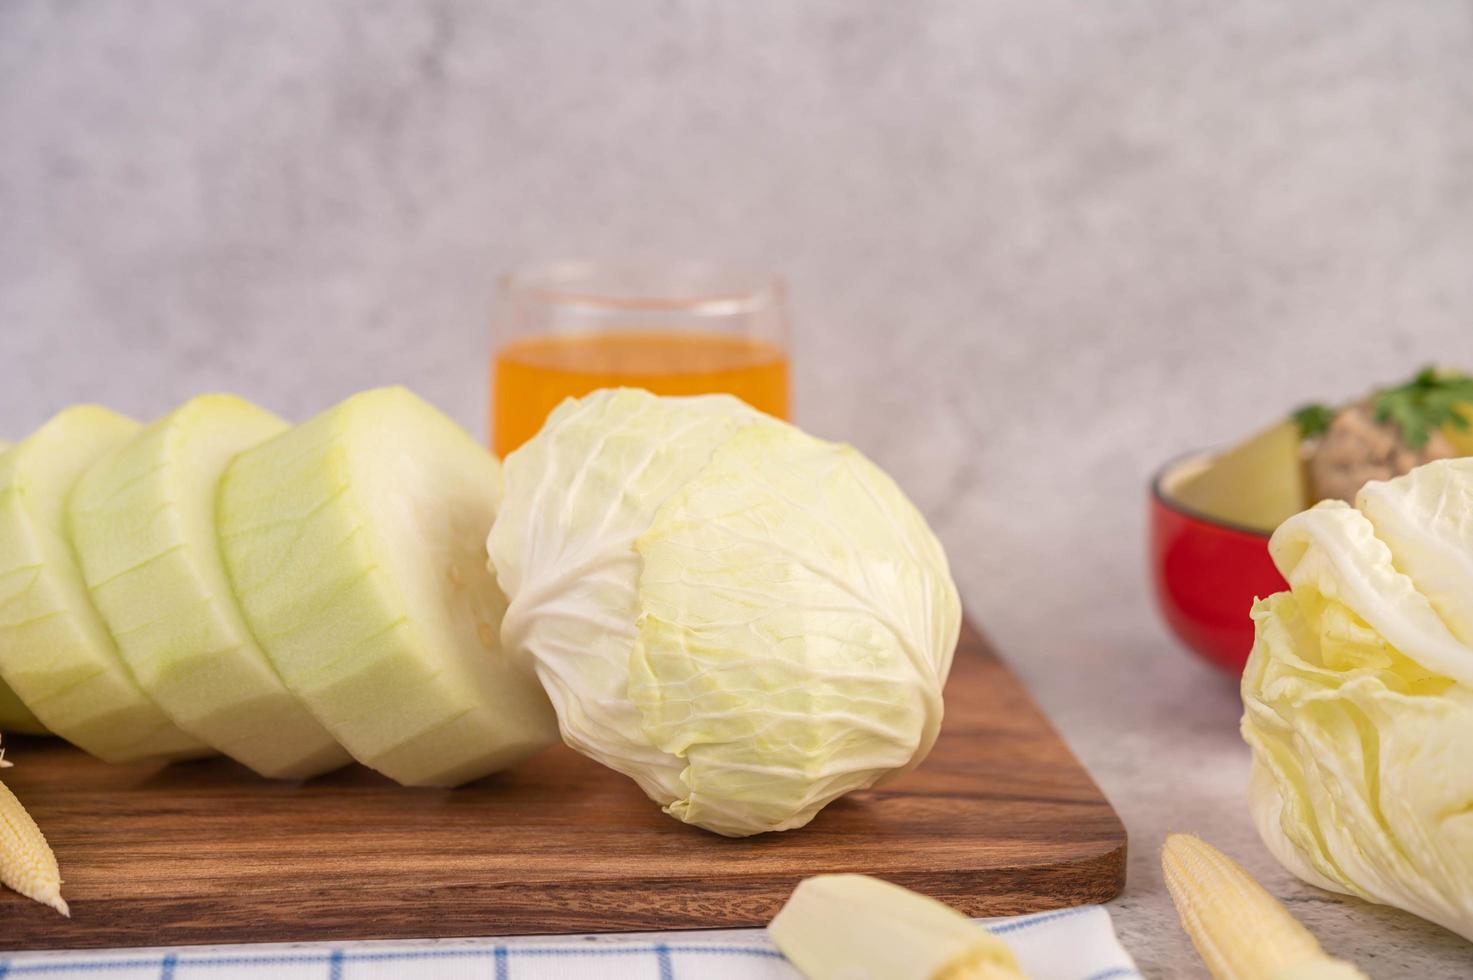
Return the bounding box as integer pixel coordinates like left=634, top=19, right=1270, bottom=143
left=769, top=874, right=1025, bottom=980
left=1162, top=834, right=1362, bottom=980
left=0, top=735, right=68, bottom=916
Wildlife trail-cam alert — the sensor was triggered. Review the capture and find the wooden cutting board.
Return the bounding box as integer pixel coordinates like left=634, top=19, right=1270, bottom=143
left=0, top=619, right=1126, bottom=951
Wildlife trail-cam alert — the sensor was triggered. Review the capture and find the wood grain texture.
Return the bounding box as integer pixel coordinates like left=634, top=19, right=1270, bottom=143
left=0, top=620, right=1125, bottom=950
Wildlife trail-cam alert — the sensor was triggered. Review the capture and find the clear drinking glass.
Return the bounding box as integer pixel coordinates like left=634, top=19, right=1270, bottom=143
left=490, top=261, right=790, bottom=457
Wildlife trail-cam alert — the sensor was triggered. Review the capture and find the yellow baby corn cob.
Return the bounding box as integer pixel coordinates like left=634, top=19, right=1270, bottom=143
left=769, top=874, right=1026, bottom=980
left=0, top=735, right=68, bottom=916
left=1162, top=834, right=1363, bottom=980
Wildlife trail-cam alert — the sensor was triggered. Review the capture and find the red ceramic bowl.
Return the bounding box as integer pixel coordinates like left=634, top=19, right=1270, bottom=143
left=1149, top=453, right=1289, bottom=675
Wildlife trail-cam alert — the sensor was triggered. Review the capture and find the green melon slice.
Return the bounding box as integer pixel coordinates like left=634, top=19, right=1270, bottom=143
left=0, top=407, right=210, bottom=762
left=70, top=395, right=351, bottom=779
left=1170, top=419, right=1308, bottom=531
left=0, top=676, right=48, bottom=736
left=218, top=387, right=557, bottom=786
left=0, top=441, right=47, bottom=737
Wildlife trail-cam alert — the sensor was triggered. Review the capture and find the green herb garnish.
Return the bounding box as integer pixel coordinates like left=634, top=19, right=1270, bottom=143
left=1292, top=403, right=1336, bottom=440
left=1371, top=367, right=1473, bottom=449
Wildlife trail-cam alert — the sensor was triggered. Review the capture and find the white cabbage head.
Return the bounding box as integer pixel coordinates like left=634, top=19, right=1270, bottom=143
left=489, top=388, right=960, bottom=836
left=1243, top=458, right=1473, bottom=941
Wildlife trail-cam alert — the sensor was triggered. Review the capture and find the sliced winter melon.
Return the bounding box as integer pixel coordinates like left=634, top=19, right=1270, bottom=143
left=0, top=676, right=47, bottom=736
left=0, top=443, right=47, bottom=737
left=0, top=407, right=209, bottom=762
left=1448, top=402, right=1473, bottom=457
left=70, top=395, right=351, bottom=779
left=218, top=387, right=557, bottom=786
left=1170, top=418, right=1307, bottom=531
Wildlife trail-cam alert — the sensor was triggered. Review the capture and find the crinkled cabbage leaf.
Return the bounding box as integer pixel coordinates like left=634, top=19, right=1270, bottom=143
left=490, top=389, right=960, bottom=836
left=1244, top=461, right=1473, bottom=940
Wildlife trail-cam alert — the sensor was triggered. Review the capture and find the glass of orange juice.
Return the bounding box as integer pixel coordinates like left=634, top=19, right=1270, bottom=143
left=490, top=261, right=790, bottom=457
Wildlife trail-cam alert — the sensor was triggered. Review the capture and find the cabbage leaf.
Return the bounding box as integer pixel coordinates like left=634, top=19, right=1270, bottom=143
left=491, top=389, right=960, bottom=836
left=1244, top=466, right=1473, bottom=940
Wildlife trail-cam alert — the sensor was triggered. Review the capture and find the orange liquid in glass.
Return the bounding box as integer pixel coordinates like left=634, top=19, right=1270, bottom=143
left=492, top=331, right=790, bottom=457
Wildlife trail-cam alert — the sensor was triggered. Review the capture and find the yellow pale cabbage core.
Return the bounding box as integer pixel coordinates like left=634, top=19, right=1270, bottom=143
left=1243, top=463, right=1473, bottom=940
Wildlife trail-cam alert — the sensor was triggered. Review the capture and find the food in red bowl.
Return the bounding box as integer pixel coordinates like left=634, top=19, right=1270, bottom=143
left=1151, top=367, right=1473, bottom=674
left=1150, top=448, right=1288, bottom=674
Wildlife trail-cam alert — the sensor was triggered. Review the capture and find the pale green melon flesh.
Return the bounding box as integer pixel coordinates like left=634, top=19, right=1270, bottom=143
left=0, top=676, right=47, bottom=735
left=0, top=436, right=33, bottom=734
left=218, top=387, right=557, bottom=786
left=70, top=395, right=351, bottom=779
left=0, top=437, right=46, bottom=737
left=0, top=407, right=210, bottom=762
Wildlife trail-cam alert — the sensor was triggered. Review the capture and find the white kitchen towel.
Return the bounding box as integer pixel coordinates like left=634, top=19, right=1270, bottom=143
left=0, top=905, right=1140, bottom=979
